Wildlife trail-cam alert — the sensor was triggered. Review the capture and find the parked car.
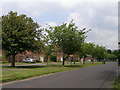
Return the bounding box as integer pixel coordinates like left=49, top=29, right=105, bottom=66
left=23, top=58, right=36, bottom=63
left=86, top=59, right=91, bottom=61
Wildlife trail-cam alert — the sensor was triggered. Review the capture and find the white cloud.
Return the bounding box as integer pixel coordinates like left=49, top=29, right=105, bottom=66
left=105, top=16, right=118, bottom=27
left=59, top=0, right=80, bottom=9
left=1, top=0, right=119, bottom=2
left=42, top=21, right=57, bottom=29
left=86, top=28, right=118, bottom=50
left=67, top=12, right=81, bottom=25
left=1, top=1, right=118, bottom=50
left=0, top=3, right=2, bottom=16
left=67, top=2, right=118, bottom=50
left=67, top=12, right=90, bottom=29
left=88, top=8, right=95, bottom=18
left=46, top=21, right=57, bottom=26
left=17, top=2, right=46, bottom=17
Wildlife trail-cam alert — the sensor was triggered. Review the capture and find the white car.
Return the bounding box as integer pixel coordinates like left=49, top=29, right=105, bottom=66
left=86, top=59, right=91, bottom=61
left=23, top=58, right=36, bottom=63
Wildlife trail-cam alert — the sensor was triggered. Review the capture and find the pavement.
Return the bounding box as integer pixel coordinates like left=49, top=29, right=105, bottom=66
left=2, top=62, right=119, bottom=88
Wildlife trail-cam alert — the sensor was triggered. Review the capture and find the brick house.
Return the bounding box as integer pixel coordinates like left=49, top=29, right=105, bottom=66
left=2, top=50, right=64, bottom=62
left=1, top=50, right=83, bottom=63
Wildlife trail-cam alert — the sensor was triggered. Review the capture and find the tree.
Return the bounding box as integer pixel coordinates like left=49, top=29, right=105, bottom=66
left=107, top=49, right=112, bottom=54
left=43, top=44, right=54, bottom=63
left=94, top=45, right=106, bottom=62
left=80, top=42, right=108, bottom=63
left=42, top=27, right=56, bottom=64
left=80, top=42, right=95, bottom=64
left=105, top=53, right=117, bottom=60
left=46, top=20, right=89, bottom=66
left=2, top=11, right=43, bottom=67
left=112, top=50, right=119, bottom=59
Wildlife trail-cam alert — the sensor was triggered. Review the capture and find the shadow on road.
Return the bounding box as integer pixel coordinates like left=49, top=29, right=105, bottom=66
left=95, top=70, right=117, bottom=81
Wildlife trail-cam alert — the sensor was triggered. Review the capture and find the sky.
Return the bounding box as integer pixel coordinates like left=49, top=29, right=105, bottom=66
left=1, top=0, right=119, bottom=50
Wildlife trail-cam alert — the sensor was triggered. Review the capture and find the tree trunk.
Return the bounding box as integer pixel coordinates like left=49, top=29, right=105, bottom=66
left=74, top=59, right=76, bottom=64
left=92, top=60, right=94, bottom=64
left=83, top=60, right=85, bottom=64
left=83, top=55, right=87, bottom=64
left=83, top=58, right=85, bottom=64
left=11, top=54, right=16, bottom=67
left=62, top=59, right=65, bottom=66
left=70, top=61, right=72, bottom=65
left=91, top=59, right=94, bottom=64
left=8, top=56, right=11, bottom=63
left=46, top=57, right=48, bottom=65
left=103, top=61, right=105, bottom=64
left=62, top=55, right=66, bottom=66
left=45, top=55, right=48, bottom=65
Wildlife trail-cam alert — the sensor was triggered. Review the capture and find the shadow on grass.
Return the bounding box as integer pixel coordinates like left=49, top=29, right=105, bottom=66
left=2, top=64, right=84, bottom=69
left=64, top=65, right=82, bottom=67
left=3, top=65, right=46, bottom=69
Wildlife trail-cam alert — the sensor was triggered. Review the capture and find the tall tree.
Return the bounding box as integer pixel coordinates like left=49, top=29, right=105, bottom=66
left=2, top=11, right=43, bottom=67
left=80, top=42, right=108, bottom=63
left=107, top=49, right=112, bottom=54
left=94, top=45, right=106, bottom=62
left=80, top=42, right=95, bottom=64
left=42, top=26, right=57, bottom=63
left=46, top=20, right=89, bottom=66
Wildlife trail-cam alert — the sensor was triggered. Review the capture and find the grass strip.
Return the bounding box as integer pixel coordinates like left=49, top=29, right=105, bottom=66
left=1, top=63, right=102, bottom=83
left=113, top=76, right=120, bottom=90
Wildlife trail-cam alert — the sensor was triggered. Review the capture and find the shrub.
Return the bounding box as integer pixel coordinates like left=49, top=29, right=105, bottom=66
left=0, top=60, right=9, bottom=64
left=0, top=56, right=2, bottom=59
left=50, top=55, right=57, bottom=62
left=35, top=60, right=41, bottom=62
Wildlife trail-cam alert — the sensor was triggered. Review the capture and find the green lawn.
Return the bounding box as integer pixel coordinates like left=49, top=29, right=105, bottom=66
left=1, top=62, right=102, bottom=83
left=113, top=76, right=120, bottom=90
left=0, top=62, right=36, bottom=65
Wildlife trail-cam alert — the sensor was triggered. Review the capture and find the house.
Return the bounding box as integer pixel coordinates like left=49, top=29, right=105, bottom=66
left=1, top=50, right=84, bottom=63
left=1, top=50, right=64, bottom=62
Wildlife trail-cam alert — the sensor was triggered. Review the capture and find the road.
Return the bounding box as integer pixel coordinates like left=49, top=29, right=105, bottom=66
left=2, top=62, right=118, bottom=88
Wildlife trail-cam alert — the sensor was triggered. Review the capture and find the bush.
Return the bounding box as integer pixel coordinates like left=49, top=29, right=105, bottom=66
left=35, top=60, right=41, bottom=62
left=0, top=56, right=2, bottom=59
left=50, top=55, right=57, bottom=62
left=113, top=77, right=120, bottom=90
left=0, top=60, right=9, bottom=64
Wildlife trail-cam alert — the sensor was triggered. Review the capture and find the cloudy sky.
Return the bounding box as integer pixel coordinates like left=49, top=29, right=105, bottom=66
left=1, top=0, right=119, bottom=50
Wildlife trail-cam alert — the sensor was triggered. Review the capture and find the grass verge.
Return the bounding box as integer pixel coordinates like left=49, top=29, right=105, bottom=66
left=1, top=62, right=102, bottom=83
left=113, top=76, right=120, bottom=90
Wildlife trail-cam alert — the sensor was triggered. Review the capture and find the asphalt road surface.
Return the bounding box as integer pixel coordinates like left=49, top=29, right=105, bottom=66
left=2, top=62, right=118, bottom=88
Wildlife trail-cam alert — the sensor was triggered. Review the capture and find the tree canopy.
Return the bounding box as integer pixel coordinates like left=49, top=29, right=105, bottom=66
left=2, top=11, right=43, bottom=67
left=45, top=20, right=90, bottom=66
left=2, top=11, right=118, bottom=67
